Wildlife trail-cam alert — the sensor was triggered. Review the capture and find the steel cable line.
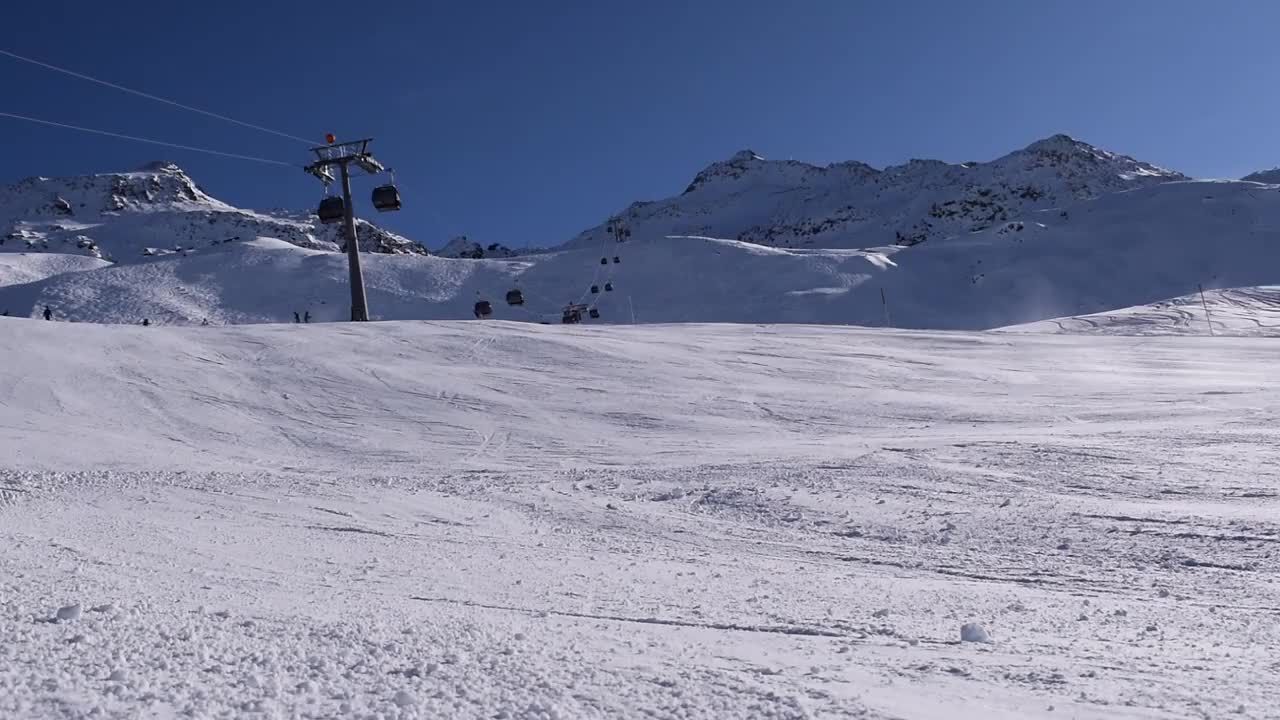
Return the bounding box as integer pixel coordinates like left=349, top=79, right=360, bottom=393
left=568, top=227, right=615, bottom=308
left=0, top=47, right=316, bottom=145
left=0, top=111, right=298, bottom=167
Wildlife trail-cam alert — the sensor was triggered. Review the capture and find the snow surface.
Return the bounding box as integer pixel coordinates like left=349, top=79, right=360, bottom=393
left=2, top=319, right=1278, bottom=718
left=0, top=252, right=109, bottom=290
left=1000, top=286, right=1280, bottom=336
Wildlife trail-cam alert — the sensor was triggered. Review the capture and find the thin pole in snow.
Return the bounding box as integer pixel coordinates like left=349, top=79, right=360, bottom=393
left=1198, top=283, right=1215, bottom=336
left=629, top=296, right=637, bottom=324
left=881, top=288, right=892, bottom=328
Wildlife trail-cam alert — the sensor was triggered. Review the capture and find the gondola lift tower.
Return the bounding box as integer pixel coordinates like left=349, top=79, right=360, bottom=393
left=305, top=133, right=401, bottom=322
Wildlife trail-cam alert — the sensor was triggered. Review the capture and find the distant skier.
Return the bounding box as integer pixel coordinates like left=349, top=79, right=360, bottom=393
left=1, top=310, right=8, bottom=317
left=293, top=311, right=301, bottom=323
left=303, top=311, right=311, bottom=323
left=142, top=318, right=150, bottom=327
left=42, top=306, right=52, bottom=321
left=201, top=318, right=210, bottom=326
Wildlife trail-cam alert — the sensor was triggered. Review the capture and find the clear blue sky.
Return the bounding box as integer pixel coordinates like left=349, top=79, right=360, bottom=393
left=1, top=0, right=1275, bottom=249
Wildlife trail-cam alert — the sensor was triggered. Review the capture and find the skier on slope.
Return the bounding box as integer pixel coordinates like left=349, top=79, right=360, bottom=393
left=42, top=306, right=52, bottom=321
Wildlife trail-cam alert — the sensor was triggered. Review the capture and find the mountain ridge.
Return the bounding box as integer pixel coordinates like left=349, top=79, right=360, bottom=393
left=563, top=133, right=1188, bottom=252
left=0, top=164, right=428, bottom=262
left=2, top=135, right=1279, bottom=331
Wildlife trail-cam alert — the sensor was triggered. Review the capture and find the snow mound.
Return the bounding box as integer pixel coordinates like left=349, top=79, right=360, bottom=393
left=998, top=286, right=1280, bottom=336
left=0, top=253, right=109, bottom=289
left=960, top=623, right=991, bottom=643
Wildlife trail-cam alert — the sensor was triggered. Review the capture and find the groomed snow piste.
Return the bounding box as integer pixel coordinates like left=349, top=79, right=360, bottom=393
left=1000, top=286, right=1280, bottom=336
left=2, top=319, right=1277, bottom=719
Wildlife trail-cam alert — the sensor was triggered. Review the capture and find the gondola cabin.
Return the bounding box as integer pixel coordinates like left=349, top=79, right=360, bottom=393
left=561, top=303, right=587, bottom=324
left=473, top=300, right=493, bottom=319
left=317, top=197, right=345, bottom=224
left=505, top=289, right=525, bottom=306
left=371, top=185, right=402, bottom=212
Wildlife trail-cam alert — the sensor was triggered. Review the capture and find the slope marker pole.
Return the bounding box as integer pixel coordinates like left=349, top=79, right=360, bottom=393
left=881, top=288, right=892, bottom=328
left=1198, top=283, right=1215, bottom=336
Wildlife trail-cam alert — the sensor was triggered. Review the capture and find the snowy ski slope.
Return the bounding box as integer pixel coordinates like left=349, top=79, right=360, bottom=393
left=1001, top=286, right=1280, bottom=336
left=0, top=252, right=109, bottom=289
left=2, top=319, right=1278, bottom=718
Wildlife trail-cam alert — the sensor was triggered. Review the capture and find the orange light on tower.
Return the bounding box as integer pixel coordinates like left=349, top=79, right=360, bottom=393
left=325, top=133, right=337, bottom=145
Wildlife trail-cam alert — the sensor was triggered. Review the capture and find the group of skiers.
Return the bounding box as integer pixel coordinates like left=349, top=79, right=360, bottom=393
left=13, top=305, right=305, bottom=325
left=28, top=305, right=202, bottom=326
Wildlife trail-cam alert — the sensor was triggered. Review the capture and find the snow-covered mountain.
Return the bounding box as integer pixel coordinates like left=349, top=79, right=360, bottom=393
left=1242, top=167, right=1280, bottom=184
left=4, top=177, right=1280, bottom=328
left=564, top=134, right=1185, bottom=251
left=0, top=161, right=427, bottom=262
left=436, top=235, right=528, bottom=259
left=3, top=136, right=1279, bottom=329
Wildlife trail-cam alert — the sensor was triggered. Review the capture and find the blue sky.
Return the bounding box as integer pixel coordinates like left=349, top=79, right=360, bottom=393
left=1, top=0, right=1276, bottom=248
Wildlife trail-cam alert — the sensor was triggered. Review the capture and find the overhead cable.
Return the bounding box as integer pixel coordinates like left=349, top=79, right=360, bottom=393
left=0, top=111, right=298, bottom=167
left=0, top=48, right=316, bottom=145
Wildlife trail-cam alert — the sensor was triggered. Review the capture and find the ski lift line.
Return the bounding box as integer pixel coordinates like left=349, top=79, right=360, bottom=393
left=498, top=286, right=565, bottom=320
left=518, top=286, right=571, bottom=315
left=571, top=223, right=615, bottom=307
left=0, top=48, right=316, bottom=146
left=0, top=112, right=299, bottom=167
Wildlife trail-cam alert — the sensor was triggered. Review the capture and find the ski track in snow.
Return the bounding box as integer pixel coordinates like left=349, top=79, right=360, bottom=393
left=1, top=319, right=1278, bottom=719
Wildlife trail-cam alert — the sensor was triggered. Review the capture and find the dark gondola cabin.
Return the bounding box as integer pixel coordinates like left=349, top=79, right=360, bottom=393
left=600, top=257, right=608, bottom=265
left=612, top=256, right=620, bottom=264
left=473, top=300, right=493, bottom=318
left=590, top=285, right=599, bottom=294
left=604, top=282, right=613, bottom=292
left=317, top=197, right=345, bottom=224
left=505, top=289, right=525, bottom=306
left=371, top=185, right=401, bottom=212
left=588, top=307, right=600, bottom=319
